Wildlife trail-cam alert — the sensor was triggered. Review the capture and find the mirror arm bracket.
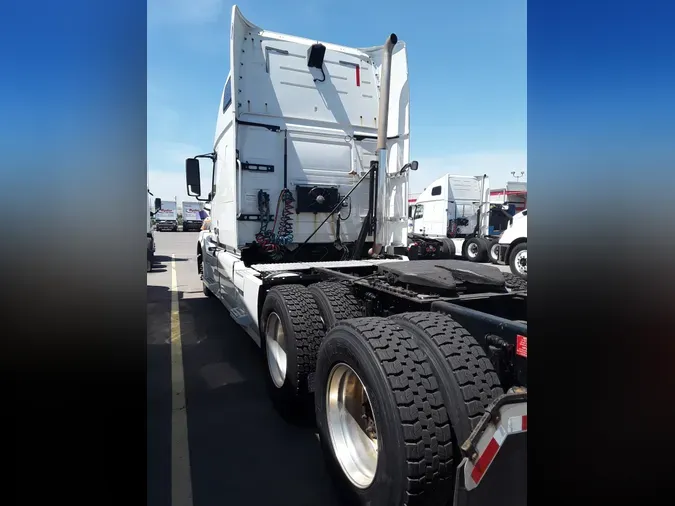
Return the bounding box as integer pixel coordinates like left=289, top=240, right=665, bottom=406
left=194, top=152, right=217, bottom=162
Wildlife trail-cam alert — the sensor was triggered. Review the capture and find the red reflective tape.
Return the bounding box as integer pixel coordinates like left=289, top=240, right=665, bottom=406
left=516, top=335, right=527, bottom=358
left=490, top=190, right=527, bottom=196
left=522, top=415, right=527, bottom=431
left=355, top=65, right=361, bottom=86
left=471, top=437, right=500, bottom=483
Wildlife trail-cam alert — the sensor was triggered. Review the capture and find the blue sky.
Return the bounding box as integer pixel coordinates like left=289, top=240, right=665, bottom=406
left=148, top=0, right=526, bottom=202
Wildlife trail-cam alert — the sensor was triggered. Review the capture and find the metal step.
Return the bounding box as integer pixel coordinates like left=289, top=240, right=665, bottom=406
left=229, top=307, right=252, bottom=326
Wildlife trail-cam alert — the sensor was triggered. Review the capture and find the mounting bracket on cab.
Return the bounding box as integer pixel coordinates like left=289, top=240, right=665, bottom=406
left=241, top=163, right=274, bottom=173
left=237, top=214, right=275, bottom=222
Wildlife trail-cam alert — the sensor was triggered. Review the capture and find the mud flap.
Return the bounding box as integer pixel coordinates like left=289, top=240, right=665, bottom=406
left=453, top=389, right=527, bottom=506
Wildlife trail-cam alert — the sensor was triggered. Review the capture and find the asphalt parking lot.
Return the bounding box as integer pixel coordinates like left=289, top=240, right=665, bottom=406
left=147, top=231, right=343, bottom=506
left=147, top=231, right=513, bottom=506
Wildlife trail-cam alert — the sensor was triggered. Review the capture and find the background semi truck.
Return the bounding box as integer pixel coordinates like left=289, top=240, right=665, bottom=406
left=185, top=6, right=526, bottom=506
left=409, top=174, right=489, bottom=261
left=147, top=189, right=160, bottom=272
left=181, top=201, right=205, bottom=231
left=408, top=174, right=515, bottom=263
left=154, top=200, right=178, bottom=232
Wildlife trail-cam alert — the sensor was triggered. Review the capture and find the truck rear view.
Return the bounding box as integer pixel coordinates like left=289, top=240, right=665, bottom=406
left=185, top=6, right=411, bottom=262
left=183, top=6, right=526, bottom=506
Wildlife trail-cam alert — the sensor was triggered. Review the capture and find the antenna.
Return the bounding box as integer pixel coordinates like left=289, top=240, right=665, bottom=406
left=511, top=171, right=525, bottom=182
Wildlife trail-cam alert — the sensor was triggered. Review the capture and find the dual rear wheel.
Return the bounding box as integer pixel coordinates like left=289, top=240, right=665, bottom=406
left=259, top=281, right=504, bottom=506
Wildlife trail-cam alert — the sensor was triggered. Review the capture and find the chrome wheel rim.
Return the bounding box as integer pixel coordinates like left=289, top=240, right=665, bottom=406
left=326, top=363, right=378, bottom=489
left=515, top=250, right=527, bottom=275
left=467, top=243, right=478, bottom=258
left=265, top=312, right=287, bottom=388
left=490, top=244, right=499, bottom=260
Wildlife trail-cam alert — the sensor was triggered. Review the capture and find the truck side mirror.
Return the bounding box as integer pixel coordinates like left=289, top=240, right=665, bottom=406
left=186, top=158, right=202, bottom=196
left=400, top=160, right=419, bottom=173
left=154, top=198, right=161, bottom=211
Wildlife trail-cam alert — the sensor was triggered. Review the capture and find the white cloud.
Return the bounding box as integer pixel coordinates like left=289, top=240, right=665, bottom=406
left=410, top=150, right=527, bottom=194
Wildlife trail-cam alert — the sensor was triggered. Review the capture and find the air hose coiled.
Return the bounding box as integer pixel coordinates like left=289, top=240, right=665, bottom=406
left=255, top=188, right=295, bottom=259
left=276, top=189, right=294, bottom=245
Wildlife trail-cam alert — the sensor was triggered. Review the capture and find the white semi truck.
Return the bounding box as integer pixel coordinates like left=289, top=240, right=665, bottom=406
left=496, top=209, right=527, bottom=280
left=181, top=201, right=204, bottom=232
left=154, top=200, right=178, bottom=232
left=408, top=174, right=491, bottom=262
left=407, top=174, right=516, bottom=264
left=185, top=7, right=526, bottom=506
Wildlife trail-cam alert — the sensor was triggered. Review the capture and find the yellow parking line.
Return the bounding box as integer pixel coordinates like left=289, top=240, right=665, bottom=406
left=170, top=254, right=193, bottom=506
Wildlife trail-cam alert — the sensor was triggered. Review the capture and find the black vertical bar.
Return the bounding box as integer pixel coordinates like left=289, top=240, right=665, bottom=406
left=283, top=130, right=288, bottom=188
left=351, top=161, right=377, bottom=260
left=371, top=160, right=378, bottom=236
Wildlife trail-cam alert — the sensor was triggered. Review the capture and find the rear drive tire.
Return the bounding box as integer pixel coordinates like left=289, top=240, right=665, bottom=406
left=309, top=281, right=362, bottom=331
left=315, top=317, right=454, bottom=506
left=463, top=237, right=488, bottom=262
left=260, top=285, right=324, bottom=418
left=509, top=242, right=527, bottom=279
left=389, top=312, right=504, bottom=498
left=488, top=240, right=500, bottom=264
left=438, top=237, right=456, bottom=259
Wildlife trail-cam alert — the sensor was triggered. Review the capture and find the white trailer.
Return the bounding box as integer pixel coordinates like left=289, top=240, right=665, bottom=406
left=181, top=201, right=204, bottom=232
left=184, top=7, right=526, bottom=506
left=155, top=200, right=178, bottom=232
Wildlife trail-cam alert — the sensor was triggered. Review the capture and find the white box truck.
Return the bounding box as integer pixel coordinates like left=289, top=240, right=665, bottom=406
left=154, top=200, right=178, bottom=232
left=184, top=7, right=526, bottom=506
left=181, top=201, right=204, bottom=232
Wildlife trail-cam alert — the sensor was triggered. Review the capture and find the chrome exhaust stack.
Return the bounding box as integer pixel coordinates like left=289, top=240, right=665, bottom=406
left=372, top=33, right=397, bottom=256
